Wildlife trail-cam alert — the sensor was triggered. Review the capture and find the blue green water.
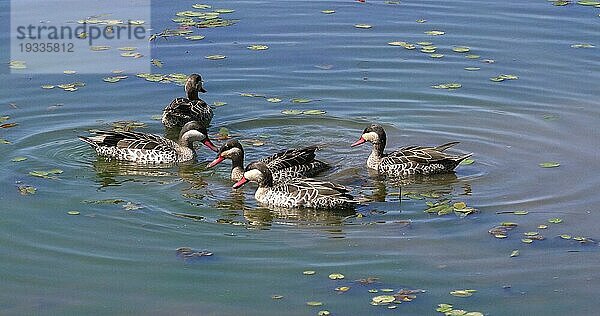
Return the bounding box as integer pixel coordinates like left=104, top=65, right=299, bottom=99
left=1, top=0, right=599, bottom=314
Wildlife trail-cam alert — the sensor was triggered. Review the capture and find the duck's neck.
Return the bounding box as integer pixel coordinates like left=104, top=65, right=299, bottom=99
left=230, top=155, right=245, bottom=181
left=178, top=133, right=199, bottom=155
left=186, top=89, right=199, bottom=101
left=367, top=142, right=385, bottom=169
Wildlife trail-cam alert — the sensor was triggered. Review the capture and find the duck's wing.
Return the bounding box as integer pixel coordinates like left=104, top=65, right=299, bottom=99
left=261, top=146, right=318, bottom=172
left=164, top=98, right=192, bottom=115
left=83, top=130, right=175, bottom=151
left=388, top=143, right=462, bottom=165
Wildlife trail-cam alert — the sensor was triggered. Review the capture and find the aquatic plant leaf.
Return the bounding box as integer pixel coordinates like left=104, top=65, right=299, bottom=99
left=185, top=35, right=206, bottom=40
left=281, top=109, right=302, bottom=115
left=247, top=44, right=269, bottom=50
left=266, top=98, right=282, bottom=103
left=291, top=98, right=312, bottom=103
left=335, top=286, right=350, bottom=292
left=11, top=156, right=27, bottom=162
left=513, top=210, right=529, bottom=215
left=425, top=30, right=445, bottom=36
left=548, top=217, right=563, bottom=224
left=303, top=110, right=326, bottom=115
left=539, top=162, right=560, bottom=168
left=430, top=53, right=444, bottom=58
left=271, top=294, right=283, bottom=299
left=306, top=301, right=323, bottom=306
left=213, top=101, right=227, bottom=107
left=303, top=270, right=316, bottom=275
left=460, top=159, right=475, bottom=165
left=354, top=24, right=373, bottom=29
left=321, top=10, right=335, bottom=14
left=317, top=311, right=330, bottom=316
left=466, top=54, right=480, bottom=59
left=450, top=290, right=474, bottom=297
left=205, top=55, right=227, bottom=60
left=560, top=234, right=572, bottom=239
left=416, top=19, right=427, bottom=23
left=372, top=295, right=396, bottom=304
left=521, top=238, right=533, bottom=243
left=510, top=250, right=520, bottom=257
left=67, top=210, right=80, bottom=215
left=329, top=273, right=345, bottom=280
left=0, top=138, right=12, bottom=144
left=464, top=67, right=480, bottom=71
left=538, top=224, right=548, bottom=229
left=18, top=185, right=36, bottom=195
left=452, top=46, right=470, bottom=53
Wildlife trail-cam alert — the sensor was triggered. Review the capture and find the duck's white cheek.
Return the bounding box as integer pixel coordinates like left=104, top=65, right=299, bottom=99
left=362, top=132, right=379, bottom=143
left=244, top=169, right=263, bottom=182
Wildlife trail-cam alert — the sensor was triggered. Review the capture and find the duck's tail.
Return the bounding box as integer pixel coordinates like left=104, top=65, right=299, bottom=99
left=435, top=141, right=460, bottom=152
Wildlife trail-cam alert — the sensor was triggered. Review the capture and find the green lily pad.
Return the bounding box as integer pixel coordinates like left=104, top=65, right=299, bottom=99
left=328, top=273, right=345, bottom=280
left=548, top=217, right=563, bottom=224
left=510, top=250, right=520, bottom=257
left=321, top=10, right=335, bottom=14
left=432, top=83, right=462, bottom=90
left=90, top=45, right=111, bottom=51
left=577, top=1, right=600, bottom=5
left=151, top=59, right=163, bottom=68
left=205, top=55, right=226, bottom=60
left=430, top=53, right=444, bottom=58
left=67, top=210, right=80, bottom=215
left=18, top=185, right=37, bottom=195
left=185, top=35, right=205, bottom=41
left=318, top=311, right=331, bottom=316
left=466, top=54, right=480, bottom=59
left=303, top=270, right=316, bottom=275
left=559, top=234, right=572, bottom=239
left=521, top=238, right=533, bottom=244
left=452, top=46, right=470, bottom=53
left=306, top=301, right=323, bottom=306
left=570, top=43, right=595, bottom=48
left=291, top=98, right=312, bottom=103
left=11, top=156, right=28, bottom=162
left=538, top=224, right=549, bottom=229
left=388, top=41, right=416, bottom=49
left=247, top=44, right=269, bottom=50
left=539, top=162, right=560, bottom=168
left=271, top=295, right=283, bottom=299
left=354, top=24, right=372, bottom=29
left=450, top=290, right=475, bottom=297
left=0, top=138, right=12, bottom=144
left=513, top=210, right=529, bottom=215
left=266, top=98, right=282, bottom=103
left=213, top=101, right=227, bottom=107
left=281, top=109, right=303, bottom=115
left=303, top=110, right=326, bottom=115
left=372, top=295, right=395, bottom=304
left=425, top=30, right=445, bottom=36
left=460, top=159, right=475, bottom=165
left=214, top=9, right=235, bottom=13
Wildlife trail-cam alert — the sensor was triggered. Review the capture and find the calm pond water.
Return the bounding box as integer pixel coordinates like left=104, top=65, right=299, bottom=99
left=1, top=0, right=599, bottom=315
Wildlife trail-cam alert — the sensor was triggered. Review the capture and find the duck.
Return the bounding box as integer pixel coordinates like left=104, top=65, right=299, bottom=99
left=207, top=139, right=330, bottom=182
left=351, top=124, right=472, bottom=177
left=232, top=161, right=356, bottom=209
left=162, top=74, right=214, bottom=129
left=79, top=121, right=218, bottom=164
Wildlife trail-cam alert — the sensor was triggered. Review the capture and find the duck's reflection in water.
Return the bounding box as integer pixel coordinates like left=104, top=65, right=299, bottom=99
left=91, top=158, right=178, bottom=188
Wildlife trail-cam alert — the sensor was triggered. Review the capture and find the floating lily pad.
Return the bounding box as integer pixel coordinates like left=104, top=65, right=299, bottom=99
left=214, top=9, right=235, bottom=13
left=18, top=185, right=36, bottom=195
left=90, top=45, right=111, bottom=51
left=0, top=116, right=9, bottom=123
left=271, top=295, right=283, bottom=299
left=450, top=46, right=469, bottom=53
left=560, top=234, right=572, bottom=239
left=513, top=210, right=529, bottom=215
left=510, top=250, right=520, bottom=257
left=354, top=24, right=372, bottom=29
left=321, top=10, right=335, bottom=14
left=291, top=98, right=312, bottom=103
left=416, top=19, right=427, bottom=23
left=303, top=110, right=326, bottom=115
left=553, top=0, right=570, bottom=5
left=466, top=54, right=480, bottom=59
left=212, top=101, right=227, bottom=107
left=11, top=156, right=27, bottom=162
left=9, top=60, right=27, bottom=69
left=1, top=138, right=12, bottom=144
left=372, top=295, right=395, bottom=304
left=281, top=110, right=302, bottom=115
left=548, top=217, right=563, bottom=224
left=432, top=83, right=462, bottom=90
left=521, top=238, right=533, bottom=244
left=317, top=311, right=330, bottom=316
left=247, top=44, right=269, bottom=50
left=388, top=41, right=416, bottom=49
left=67, top=210, right=80, bottom=215
left=63, top=70, right=76, bottom=74
left=577, top=0, right=600, bottom=5
left=206, top=54, right=226, bottom=60
left=266, top=98, right=282, bottom=103
left=306, top=301, right=323, bottom=306
left=303, top=270, right=316, bottom=275
left=460, top=159, right=475, bottom=165
left=328, top=273, right=345, bottom=280
left=450, top=289, right=476, bottom=297
left=430, top=53, right=444, bottom=58
left=335, top=286, right=350, bottom=292
left=539, top=162, right=560, bottom=168
left=464, top=67, right=481, bottom=71
left=186, top=35, right=206, bottom=41
left=29, top=169, right=63, bottom=179
left=192, top=4, right=211, bottom=9
left=425, top=30, right=445, bottom=36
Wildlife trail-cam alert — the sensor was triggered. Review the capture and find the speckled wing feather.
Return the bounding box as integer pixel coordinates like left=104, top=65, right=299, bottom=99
left=260, top=146, right=318, bottom=172
left=163, top=98, right=213, bottom=128
left=91, top=130, right=175, bottom=150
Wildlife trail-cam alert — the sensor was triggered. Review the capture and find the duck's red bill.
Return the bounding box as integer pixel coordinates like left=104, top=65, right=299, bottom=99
left=203, top=139, right=219, bottom=152
left=350, top=137, right=366, bottom=147
left=232, top=177, right=248, bottom=189
left=207, top=155, right=224, bottom=168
